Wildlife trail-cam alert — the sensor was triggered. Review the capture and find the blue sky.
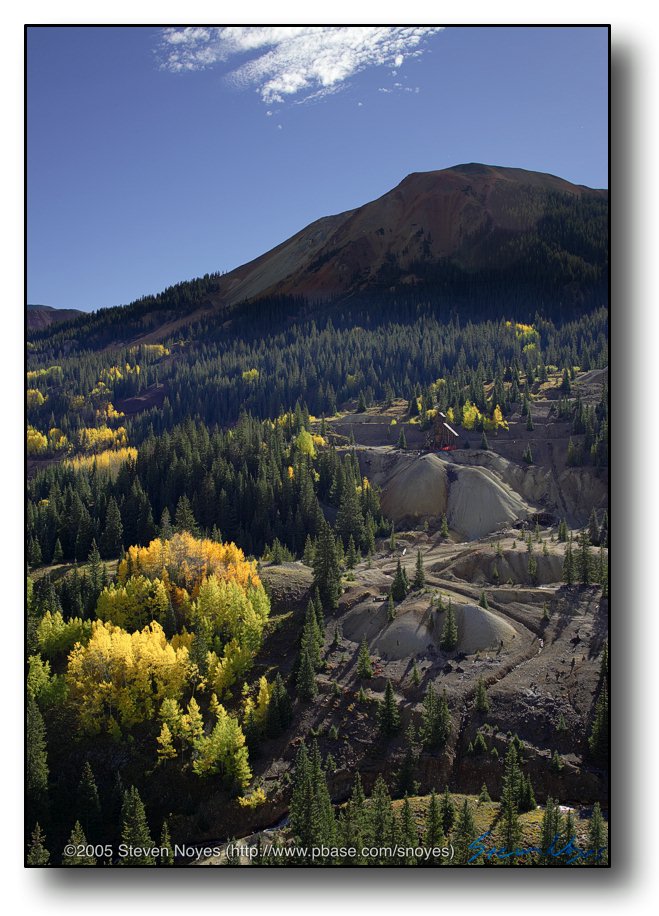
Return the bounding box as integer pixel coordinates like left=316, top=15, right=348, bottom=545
left=27, top=25, right=609, bottom=313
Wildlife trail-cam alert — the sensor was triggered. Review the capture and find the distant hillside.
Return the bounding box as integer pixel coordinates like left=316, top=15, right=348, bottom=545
left=27, top=304, right=84, bottom=331
left=214, top=163, right=608, bottom=309
left=27, top=163, right=608, bottom=354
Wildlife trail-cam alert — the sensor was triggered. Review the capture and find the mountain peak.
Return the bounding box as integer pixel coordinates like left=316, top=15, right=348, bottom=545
left=211, top=164, right=608, bottom=310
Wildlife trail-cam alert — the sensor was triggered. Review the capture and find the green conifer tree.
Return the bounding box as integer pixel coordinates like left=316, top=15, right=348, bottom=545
left=478, top=783, right=491, bottom=804
left=52, top=538, right=63, bottom=563
left=121, top=786, right=156, bottom=866
left=588, top=683, right=609, bottom=761
left=357, top=637, right=373, bottom=679
left=413, top=548, right=425, bottom=589
left=540, top=796, right=561, bottom=864
left=424, top=790, right=445, bottom=862
left=26, top=823, right=50, bottom=867
left=296, top=645, right=318, bottom=701
left=440, top=598, right=458, bottom=651
left=100, top=496, right=123, bottom=559
left=77, top=761, right=102, bottom=842
left=454, top=799, right=479, bottom=865
left=439, top=786, right=455, bottom=835
left=27, top=694, right=49, bottom=820
left=387, top=592, right=396, bottom=622
left=313, top=522, right=342, bottom=611
left=63, top=822, right=95, bottom=866
left=474, top=677, right=489, bottom=714
left=377, top=680, right=401, bottom=737
left=563, top=537, right=576, bottom=586
left=160, top=820, right=174, bottom=866
left=391, top=558, right=409, bottom=602
left=588, top=802, right=608, bottom=865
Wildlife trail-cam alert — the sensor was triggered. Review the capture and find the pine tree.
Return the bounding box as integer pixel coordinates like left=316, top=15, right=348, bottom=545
left=387, top=593, right=396, bottom=621
left=367, top=777, right=394, bottom=862
left=551, top=750, right=564, bottom=772
left=290, top=742, right=335, bottom=856
left=412, top=548, right=425, bottom=589
left=63, top=822, right=95, bottom=866
left=599, top=641, right=609, bottom=684
left=474, top=676, right=489, bottom=714
left=301, top=599, right=321, bottom=669
left=558, top=518, right=568, bottom=542
left=499, top=762, right=522, bottom=863
left=174, top=495, right=199, bottom=535
left=346, top=535, right=358, bottom=569
left=27, top=694, right=49, bottom=818
left=562, top=808, right=577, bottom=857
left=440, top=513, right=449, bottom=538
left=159, top=506, right=173, bottom=539
left=100, top=496, right=123, bottom=559
left=28, top=536, right=42, bottom=567
left=563, top=537, right=576, bottom=585
left=400, top=796, right=419, bottom=860
left=266, top=673, right=292, bottom=737
left=420, top=684, right=451, bottom=749
left=522, top=443, right=533, bottom=464
left=411, top=660, right=420, bottom=686
left=377, top=680, right=401, bottom=737
left=357, top=638, right=373, bottom=679
left=480, top=430, right=489, bottom=450
left=439, top=786, right=455, bottom=835
left=454, top=799, right=478, bottom=864
left=391, top=558, right=409, bottom=601
left=397, top=428, right=407, bottom=449
left=313, top=522, right=341, bottom=611
left=424, top=790, right=444, bottom=862
left=478, top=783, right=491, bottom=804
left=518, top=773, right=536, bottom=813
left=52, top=538, right=63, bottom=563
left=77, top=761, right=102, bottom=842
left=588, top=683, right=609, bottom=761
left=121, top=786, right=156, bottom=866
left=26, top=823, right=50, bottom=867
left=302, top=534, right=315, bottom=566
left=473, top=732, right=488, bottom=755
left=599, top=510, right=609, bottom=547
left=397, top=724, right=417, bottom=796
left=160, top=820, right=174, bottom=866
left=478, top=590, right=489, bottom=609
left=296, top=645, right=318, bottom=701
left=528, top=552, right=538, bottom=584
left=577, top=528, right=593, bottom=585
left=312, top=587, right=325, bottom=637
left=440, top=598, right=458, bottom=651
left=357, top=390, right=367, bottom=413
left=540, top=796, right=561, bottom=864
left=336, top=481, right=366, bottom=551
left=588, top=802, right=607, bottom=865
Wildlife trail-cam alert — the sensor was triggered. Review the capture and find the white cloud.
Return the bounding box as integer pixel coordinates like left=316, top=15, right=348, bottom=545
left=158, top=26, right=443, bottom=104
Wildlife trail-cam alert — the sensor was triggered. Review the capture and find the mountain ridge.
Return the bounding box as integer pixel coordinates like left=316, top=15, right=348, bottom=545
left=210, top=162, right=608, bottom=309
